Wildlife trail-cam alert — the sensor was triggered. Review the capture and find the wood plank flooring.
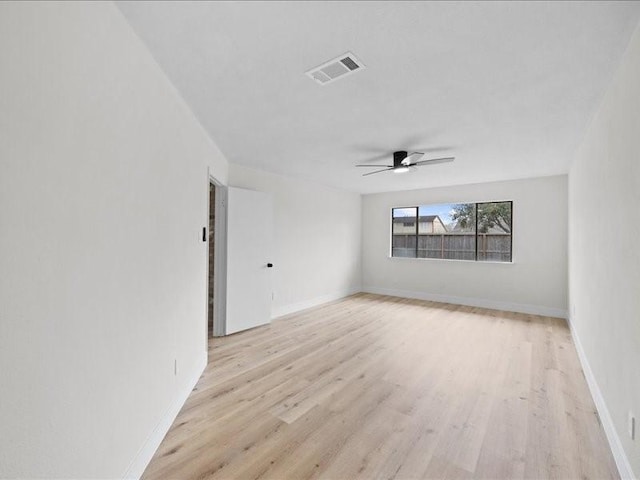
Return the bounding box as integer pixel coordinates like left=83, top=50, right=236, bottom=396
left=142, top=293, right=618, bottom=480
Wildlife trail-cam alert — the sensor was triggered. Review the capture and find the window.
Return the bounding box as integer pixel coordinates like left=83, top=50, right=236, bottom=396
left=391, top=201, right=512, bottom=262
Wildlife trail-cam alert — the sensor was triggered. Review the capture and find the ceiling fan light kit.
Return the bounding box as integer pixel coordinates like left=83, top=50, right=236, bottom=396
left=357, top=150, right=454, bottom=176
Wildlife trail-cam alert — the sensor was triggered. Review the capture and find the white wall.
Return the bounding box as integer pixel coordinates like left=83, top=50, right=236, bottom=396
left=0, top=2, right=228, bottom=478
left=568, top=23, right=640, bottom=479
left=362, top=175, right=568, bottom=317
left=228, top=164, right=362, bottom=317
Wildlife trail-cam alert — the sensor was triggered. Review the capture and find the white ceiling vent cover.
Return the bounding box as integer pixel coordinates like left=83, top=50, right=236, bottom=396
left=305, top=52, right=365, bottom=85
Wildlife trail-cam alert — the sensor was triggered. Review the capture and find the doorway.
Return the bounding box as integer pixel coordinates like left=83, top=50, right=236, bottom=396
left=207, top=181, right=215, bottom=337
left=208, top=178, right=227, bottom=339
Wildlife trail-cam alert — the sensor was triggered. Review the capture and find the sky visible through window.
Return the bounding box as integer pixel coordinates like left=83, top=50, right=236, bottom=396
left=394, top=203, right=459, bottom=228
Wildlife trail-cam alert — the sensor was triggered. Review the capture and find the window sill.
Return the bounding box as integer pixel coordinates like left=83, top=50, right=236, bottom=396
left=387, top=256, right=514, bottom=265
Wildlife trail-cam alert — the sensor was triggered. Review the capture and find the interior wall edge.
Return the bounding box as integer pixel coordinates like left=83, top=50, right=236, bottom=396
left=122, top=352, right=207, bottom=480
left=362, top=286, right=568, bottom=320
left=567, top=18, right=640, bottom=478
left=567, top=315, right=636, bottom=480
left=271, top=287, right=362, bottom=320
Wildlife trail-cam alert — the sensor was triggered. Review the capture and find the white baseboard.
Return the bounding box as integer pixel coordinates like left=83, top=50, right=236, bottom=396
left=362, top=286, right=567, bottom=319
left=122, top=352, right=207, bottom=480
left=568, top=317, right=636, bottom=480
left=271, top=287, right=361, bottom=319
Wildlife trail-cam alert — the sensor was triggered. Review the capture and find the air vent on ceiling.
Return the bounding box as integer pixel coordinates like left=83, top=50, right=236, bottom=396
left=305, top=52, right=365, bottom=85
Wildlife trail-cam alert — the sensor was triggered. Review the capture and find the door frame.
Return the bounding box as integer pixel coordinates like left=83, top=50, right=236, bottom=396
left=206, top=169, right=227, bottom=344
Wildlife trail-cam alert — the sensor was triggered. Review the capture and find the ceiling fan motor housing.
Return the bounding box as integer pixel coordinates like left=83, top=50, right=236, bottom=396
left=393, top=151, right=408, bottom=168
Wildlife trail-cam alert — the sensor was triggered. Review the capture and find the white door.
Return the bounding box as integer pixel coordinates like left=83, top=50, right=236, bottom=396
left=225, top=187, right=273, bottom=334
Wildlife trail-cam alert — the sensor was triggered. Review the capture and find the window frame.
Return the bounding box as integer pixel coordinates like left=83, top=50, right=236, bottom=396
left=390, top=201, right=513, bottom=263
left=391, top=206, right=419, bottom=258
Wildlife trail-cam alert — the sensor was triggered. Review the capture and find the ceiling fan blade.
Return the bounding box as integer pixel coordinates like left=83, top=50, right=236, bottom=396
left=402, top=152, right=424, bottom=165
left=355, top=152, right=391, bottom=164
left=356, top=164, right=394, bottom=168
left=413, top=156, right=455, bottom=166
left=362, top=167, right=395, bottom=176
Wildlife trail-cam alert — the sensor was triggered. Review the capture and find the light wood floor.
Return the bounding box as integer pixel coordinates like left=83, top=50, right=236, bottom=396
left=142, top=293, right=618, bottom=480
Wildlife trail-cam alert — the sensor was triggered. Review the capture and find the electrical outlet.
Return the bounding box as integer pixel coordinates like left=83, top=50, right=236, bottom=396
left=629, top=412, right=636, bottom=440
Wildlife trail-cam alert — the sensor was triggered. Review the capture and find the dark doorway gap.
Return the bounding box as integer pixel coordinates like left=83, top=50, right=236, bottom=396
left=208, top=182, right=215, bottom=337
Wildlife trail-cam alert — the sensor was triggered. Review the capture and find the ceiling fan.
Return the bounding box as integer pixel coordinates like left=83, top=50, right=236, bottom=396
left=357, top=151, right=454, bottom=176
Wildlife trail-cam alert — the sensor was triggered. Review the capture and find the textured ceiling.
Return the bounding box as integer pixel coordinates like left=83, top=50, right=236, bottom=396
left=117, top=1, right=640, bottom=193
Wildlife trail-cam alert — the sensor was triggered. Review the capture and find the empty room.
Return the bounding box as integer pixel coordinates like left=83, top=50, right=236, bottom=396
left=1, top=1, right=639, bottom=479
